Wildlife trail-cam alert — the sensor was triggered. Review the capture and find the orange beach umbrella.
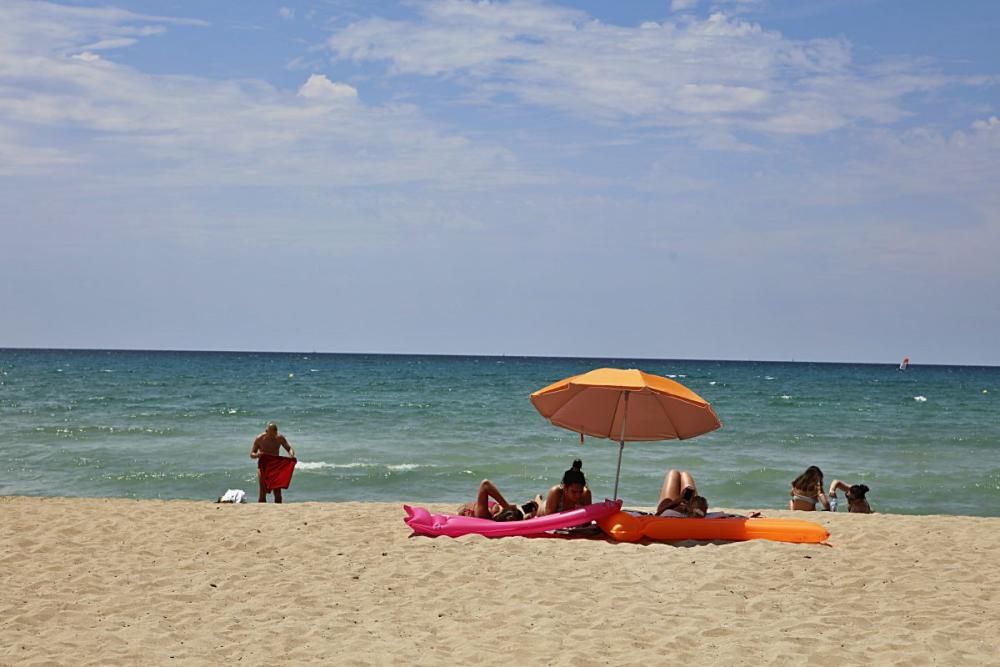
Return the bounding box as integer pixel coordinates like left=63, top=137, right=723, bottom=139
left=530, top=368, right=722, bottom=499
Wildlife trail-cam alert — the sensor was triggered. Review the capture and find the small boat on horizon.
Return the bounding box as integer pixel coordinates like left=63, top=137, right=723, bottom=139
left=898, top=356, right=910, bottom=371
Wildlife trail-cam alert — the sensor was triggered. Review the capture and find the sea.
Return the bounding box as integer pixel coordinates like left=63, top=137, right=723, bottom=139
left=1, top=349, right=997, bottom=516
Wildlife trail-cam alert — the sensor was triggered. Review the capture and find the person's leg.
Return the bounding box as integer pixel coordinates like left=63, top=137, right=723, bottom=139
left=273, top=488, right=283, bottom=504
left=474, top=479, right=509, bottom=518
left=656, top=470, right=683, bottom=514
left=658, top=470, right=682, bottom=502
left=679, top=471, right=697, bottom=497
left=257, top=469, right=267, bottom=503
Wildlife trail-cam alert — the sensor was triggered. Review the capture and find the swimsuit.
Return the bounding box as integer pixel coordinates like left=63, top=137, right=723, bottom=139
left=790, top=494, right=818, bottom=506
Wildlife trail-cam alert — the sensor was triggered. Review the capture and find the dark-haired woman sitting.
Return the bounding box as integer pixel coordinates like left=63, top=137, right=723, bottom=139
left=539, top=459, right=593, bottom=516
left=457, top=479, right=539, bottom=521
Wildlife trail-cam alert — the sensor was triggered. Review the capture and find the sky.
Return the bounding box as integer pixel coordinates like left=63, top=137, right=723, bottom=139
left=1, top=0, right=998, bottom=365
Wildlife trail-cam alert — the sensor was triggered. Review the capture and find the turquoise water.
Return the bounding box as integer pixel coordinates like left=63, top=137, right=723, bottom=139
left=1, top=349, right=997, bottom=516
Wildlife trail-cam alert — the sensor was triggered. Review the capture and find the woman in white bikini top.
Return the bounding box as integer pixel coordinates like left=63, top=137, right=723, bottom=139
left=789, top=465, right=831, bottom=511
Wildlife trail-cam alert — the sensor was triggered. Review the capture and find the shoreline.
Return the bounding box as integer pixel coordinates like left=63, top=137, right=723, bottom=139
left=3, top=496, right=998, bottom=664
left=3, top=494, right=997, bottom=519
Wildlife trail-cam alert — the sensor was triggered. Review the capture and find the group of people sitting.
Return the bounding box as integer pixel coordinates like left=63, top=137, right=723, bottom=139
left=789, top=465, right=872, bottom=513
left=458, top=460, right=872, bottom=522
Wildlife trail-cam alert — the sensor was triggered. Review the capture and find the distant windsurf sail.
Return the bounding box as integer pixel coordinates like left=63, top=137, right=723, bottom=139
left=898, top=356, right=910, bottom=371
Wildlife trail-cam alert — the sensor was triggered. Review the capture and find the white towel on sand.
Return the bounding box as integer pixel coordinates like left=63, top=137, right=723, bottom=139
left=218, top=489, right=246, bottom=504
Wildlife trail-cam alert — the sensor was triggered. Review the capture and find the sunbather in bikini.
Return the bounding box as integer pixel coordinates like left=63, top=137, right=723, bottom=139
left=789, top=465, right=831, bottom=511
left=655, top=469, right=709, bottom=518
left=456, top=479, right=539, bottom=521
left=539, top=459, right=593, bottom=516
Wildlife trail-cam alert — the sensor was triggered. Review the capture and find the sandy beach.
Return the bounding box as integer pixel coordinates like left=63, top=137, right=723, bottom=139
left=2, top=497, right=998, bottom=666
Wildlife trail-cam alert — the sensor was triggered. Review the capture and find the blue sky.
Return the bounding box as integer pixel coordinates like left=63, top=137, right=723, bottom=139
left=1, top=0, right=998, bottom=365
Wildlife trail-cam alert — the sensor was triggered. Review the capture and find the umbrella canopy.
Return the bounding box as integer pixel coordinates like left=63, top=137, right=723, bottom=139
left=530, top=368, right=721, bottom=499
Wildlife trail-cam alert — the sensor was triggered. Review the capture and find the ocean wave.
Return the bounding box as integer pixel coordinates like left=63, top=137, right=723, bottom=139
left=296, top=461, right=370, bottom=471
left=386, top=463, right=426, bottom=472
left=296, top=461, right=429, bottom=472
left=914, top=395, right=928, bottom=402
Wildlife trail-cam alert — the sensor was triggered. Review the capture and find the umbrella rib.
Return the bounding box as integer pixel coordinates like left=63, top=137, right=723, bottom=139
left=654, top=393, right=682, bottom=440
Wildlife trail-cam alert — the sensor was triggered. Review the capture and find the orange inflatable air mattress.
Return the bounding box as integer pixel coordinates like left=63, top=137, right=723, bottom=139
left=598, top=511, right=829, bottom=544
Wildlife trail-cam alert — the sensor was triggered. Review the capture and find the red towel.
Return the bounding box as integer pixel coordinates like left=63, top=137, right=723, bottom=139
left=257, top=454, right=297, bottom=491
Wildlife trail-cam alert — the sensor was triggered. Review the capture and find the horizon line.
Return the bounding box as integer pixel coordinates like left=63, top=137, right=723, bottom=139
left=1, top=346, right=995, bottom=369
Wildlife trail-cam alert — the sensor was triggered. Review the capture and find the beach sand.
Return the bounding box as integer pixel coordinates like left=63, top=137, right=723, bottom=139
left=2, top=497, right=998, bottom=666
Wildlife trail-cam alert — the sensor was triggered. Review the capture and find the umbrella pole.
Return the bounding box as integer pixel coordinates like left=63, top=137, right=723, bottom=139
left=612, top=392, right=630, bottom=500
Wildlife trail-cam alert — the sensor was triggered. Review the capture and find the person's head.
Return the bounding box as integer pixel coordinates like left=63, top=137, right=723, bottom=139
left=846, top=484, right=872, bottom=513
left=792, top=466, right=824, bottom=492
left=494, top=507, right=524, bottom=522
left=847, top=484, right=869, bottom=501
left=266, top=422, right=278, bottom=435
left=520, top=500, right=539, bottom=519
left=688, top=495, right=708, bottom=518
left=561, top=459, right=587, bottom=505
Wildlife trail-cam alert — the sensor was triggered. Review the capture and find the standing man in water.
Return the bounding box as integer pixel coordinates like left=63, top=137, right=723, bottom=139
left=250, top=422, right=297, bottom=503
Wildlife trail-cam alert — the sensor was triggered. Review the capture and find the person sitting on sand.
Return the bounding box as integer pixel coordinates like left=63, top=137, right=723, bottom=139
left=539, top=459, right=593, bottom=516
left=789, top=465, right=831, bottom=511
left=457, top=479, right=539, bottom=521
left=828, top=479, right=873, bottom=513
left=655, top=469, right=710, bottom=518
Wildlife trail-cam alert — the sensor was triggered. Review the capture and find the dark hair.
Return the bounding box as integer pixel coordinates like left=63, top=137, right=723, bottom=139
left=520, top=500, right=539, bottom=516
left=847, top=484, right=870, bottom=500
left=562, top=459, right=586, bottom=487
left=494, top=507, right=524, bottom=522
left=791, top=466, right=824, bottom=493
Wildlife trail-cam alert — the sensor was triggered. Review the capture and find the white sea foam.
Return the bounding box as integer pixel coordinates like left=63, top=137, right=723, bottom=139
left=781, top=395, right=792, bottom=400
left=386, top=463, right=424, bottom=471
left=914, top=395, right=928, bottom=402
left=764, top=376, right=775, bottom=380
left=296, top=461, right=372, bottom=471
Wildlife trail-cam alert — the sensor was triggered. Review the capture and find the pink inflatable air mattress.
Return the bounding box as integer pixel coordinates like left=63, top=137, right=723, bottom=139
left=404, top=499, right=622, bottom=538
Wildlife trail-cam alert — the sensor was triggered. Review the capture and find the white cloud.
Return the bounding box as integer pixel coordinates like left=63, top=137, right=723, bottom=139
left=297, top=73, right=357, bottom=100
left=80, top=37, right=138, bottom=51
left=0, top=0, right=518, bottom=189
left=325, top=1, right=973, bottom=142
left=971, top=115, right=1000, bottom=132
left=278, top=7, right=295, bottom=21
left=0, top=126, right=80, bottom=173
